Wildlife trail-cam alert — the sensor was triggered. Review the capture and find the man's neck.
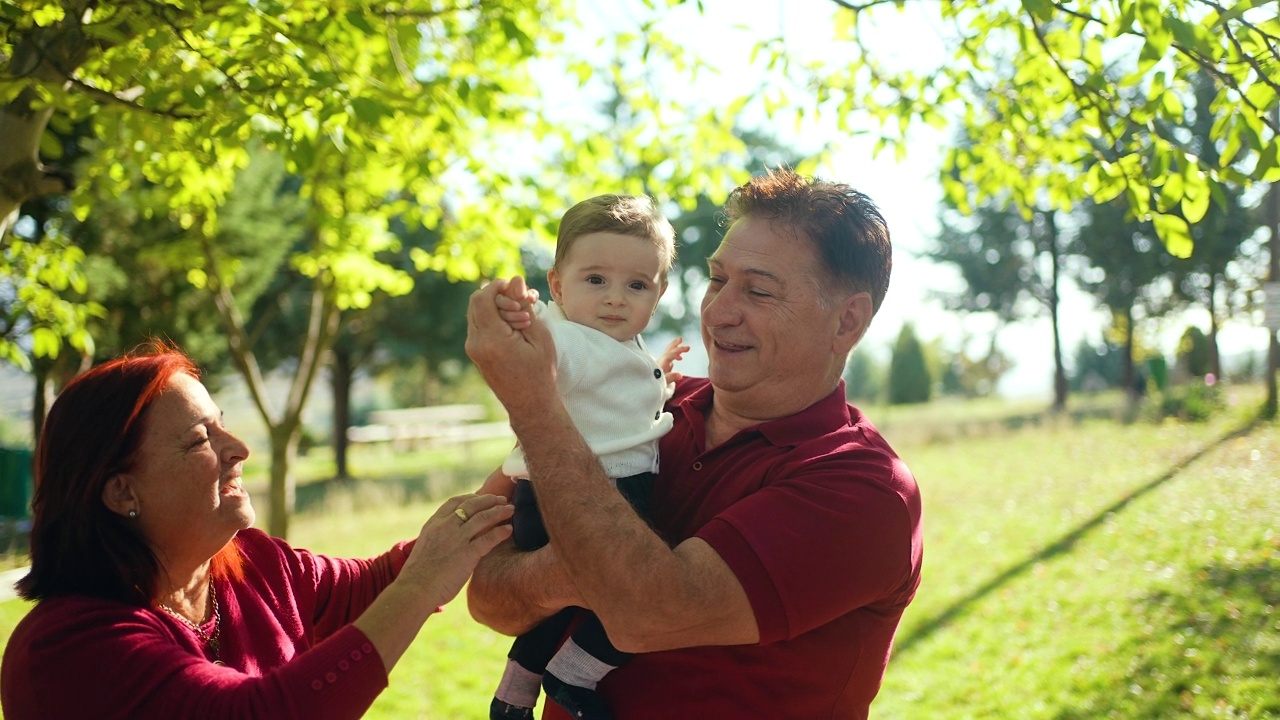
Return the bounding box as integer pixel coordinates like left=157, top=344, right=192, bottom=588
left=705, top=379, right=839, bottom=449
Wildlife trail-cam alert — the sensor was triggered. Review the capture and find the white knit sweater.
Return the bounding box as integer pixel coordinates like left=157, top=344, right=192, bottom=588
left=502, top=301, right=674, bottom=479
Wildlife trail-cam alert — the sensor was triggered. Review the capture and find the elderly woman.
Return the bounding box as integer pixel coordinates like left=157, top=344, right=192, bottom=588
left=1, top=346, right=513, bottom=719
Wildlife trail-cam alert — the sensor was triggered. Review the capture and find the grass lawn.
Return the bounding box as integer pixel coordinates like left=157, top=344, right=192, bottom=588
left=1, top=387, right=1277, bottom=718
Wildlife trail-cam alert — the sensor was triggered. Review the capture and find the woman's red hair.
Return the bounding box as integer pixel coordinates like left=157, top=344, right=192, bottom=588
left=17, top=341, right=242, bottom=604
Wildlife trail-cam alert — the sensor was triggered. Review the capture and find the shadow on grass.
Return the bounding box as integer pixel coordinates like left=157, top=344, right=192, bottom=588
left=1052, top=558, right=1280, bottom=719
left=894, top=415, right=1262, bottom=656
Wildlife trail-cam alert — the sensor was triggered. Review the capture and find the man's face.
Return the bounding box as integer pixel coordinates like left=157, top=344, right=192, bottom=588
left=700, top=216, right=847, bottom=409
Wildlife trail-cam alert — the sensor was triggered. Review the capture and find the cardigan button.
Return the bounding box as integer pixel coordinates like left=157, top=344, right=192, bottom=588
left=351, top=650, right=363, bottom=661
left=326, top=672, right=338, bottom=684
left=653, top=368, right=662, bottom=378
left=692, top=461, right=703, bottom=470
left=339, top=660, right=350, bottom=671
left=311, top=680, right=324, bottom=691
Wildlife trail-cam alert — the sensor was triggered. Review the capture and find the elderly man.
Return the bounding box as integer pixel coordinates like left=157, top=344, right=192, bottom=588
left=465, top=168, right=923, bottom=720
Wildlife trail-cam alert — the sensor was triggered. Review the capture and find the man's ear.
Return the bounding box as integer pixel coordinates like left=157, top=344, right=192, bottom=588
left=102, top=474, right=138, bottom=518
left=834, top=292, right=874, bottom=356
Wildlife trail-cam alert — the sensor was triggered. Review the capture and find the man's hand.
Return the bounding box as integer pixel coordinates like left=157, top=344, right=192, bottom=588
left=466, top=277, right=558, bottom=420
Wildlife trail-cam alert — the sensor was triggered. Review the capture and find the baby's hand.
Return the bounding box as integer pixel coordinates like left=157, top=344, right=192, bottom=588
left=495, top=276, right=540, bottom=330
left=660, top=337, right=690, bottom=383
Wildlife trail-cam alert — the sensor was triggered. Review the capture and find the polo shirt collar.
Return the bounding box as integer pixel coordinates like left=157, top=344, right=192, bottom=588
left=678, top=380, right=851, bottom=448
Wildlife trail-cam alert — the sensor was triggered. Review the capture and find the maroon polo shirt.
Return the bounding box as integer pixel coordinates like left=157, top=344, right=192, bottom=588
left=544, top=377, right=923, bottom=720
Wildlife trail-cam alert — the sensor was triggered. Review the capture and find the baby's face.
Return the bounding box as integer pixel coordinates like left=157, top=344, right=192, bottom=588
left=548, top=232, right=667, bottom=342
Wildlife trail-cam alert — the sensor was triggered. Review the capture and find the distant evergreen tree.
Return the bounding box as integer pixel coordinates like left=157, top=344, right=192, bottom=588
left=844, top=349, right=884, bottom=404
left=1069, top=336, right=1126, bottom=392
left=889, top=323, right=932, bottom=405
left=1177, top=326, right=1211, bottom=378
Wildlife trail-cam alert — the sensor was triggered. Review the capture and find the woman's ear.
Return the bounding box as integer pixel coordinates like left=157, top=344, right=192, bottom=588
left=102, top=474, right=138, bottom=518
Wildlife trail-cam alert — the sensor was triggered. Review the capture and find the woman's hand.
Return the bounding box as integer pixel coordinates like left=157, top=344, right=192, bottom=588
left=353, top=493, right=512, bottom=670
left=398, top=493, right=514, bottom=608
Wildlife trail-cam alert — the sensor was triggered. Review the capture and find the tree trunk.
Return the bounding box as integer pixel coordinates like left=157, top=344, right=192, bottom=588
left=1207, top=273, right=1221, bottom=379
left=0, top=16, right=99, bottom=239
left=204, top=234, right=340, bottom=539
left=31, top=364, right=51, bottom=446
left=331, top=345, right=353, bottom=480
left=1123, top=305, right=1138, bottom=405
left=1046, top=211, right=1068, bottom=411
left=266, top=421, right=300, bottom=539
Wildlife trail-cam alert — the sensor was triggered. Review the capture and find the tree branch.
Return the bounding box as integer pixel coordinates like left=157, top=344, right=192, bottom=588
left=201, top=234, right=278, bottom=425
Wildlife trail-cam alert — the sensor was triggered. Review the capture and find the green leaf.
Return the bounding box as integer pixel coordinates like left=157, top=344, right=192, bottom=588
left=1157, top=171, right=1183, bottom=212
left=349, top=97, right=385, bottom=125
left=31, top=3, right=65, bottom=26
left=344, top=11, right=374, bottom=34
left=1180, top=166, right=1210, bottom=223
left=31, top=327, right=62, bottom=359
left=1022, top=0, right=1054, bottom=23
left=1152, top=212, right=1193, bottom=258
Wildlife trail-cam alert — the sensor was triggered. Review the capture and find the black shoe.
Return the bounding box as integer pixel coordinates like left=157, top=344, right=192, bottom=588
left=543, top=674, right=613, bottom=720
left=490, top=698, right=535, bottom=720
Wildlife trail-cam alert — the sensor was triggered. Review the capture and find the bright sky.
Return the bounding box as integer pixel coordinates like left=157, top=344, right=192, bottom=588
left=575, top=0, right=1274, bottom=398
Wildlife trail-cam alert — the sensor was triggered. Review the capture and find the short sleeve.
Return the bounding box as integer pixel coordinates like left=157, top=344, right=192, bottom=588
left=696, top=455, right=918, bottom=644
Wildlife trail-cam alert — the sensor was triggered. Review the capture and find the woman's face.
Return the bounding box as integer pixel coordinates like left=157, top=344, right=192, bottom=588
left=120, top=373, right=254, bottom=561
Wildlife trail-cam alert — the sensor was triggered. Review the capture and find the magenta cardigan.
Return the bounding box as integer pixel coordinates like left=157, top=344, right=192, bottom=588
left=2, top=528, right=413, bottom=719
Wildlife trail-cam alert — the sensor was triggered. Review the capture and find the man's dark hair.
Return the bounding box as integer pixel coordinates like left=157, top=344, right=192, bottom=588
left=724, top=167, right=891, bottom=313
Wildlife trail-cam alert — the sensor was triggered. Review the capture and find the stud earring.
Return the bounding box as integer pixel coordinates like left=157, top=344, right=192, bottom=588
left=128, top=509, right=138, bottom=519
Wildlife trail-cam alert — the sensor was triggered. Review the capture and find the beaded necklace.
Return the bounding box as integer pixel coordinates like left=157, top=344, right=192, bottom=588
left=157, top=581, right=223, bottom=664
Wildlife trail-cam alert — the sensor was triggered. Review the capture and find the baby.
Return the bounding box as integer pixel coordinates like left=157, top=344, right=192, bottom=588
left=485, top=194, right=686, bottom=720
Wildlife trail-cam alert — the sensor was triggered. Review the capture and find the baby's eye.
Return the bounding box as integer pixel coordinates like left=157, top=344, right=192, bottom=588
left=586, top=275, right=605, bottom=285
left=629, top=281, right=649, bottom=291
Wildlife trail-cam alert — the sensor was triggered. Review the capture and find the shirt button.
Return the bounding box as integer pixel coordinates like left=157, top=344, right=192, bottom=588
left=654, top=412, right=661, bottom=420
left=692, top=461, right=703, bottom=470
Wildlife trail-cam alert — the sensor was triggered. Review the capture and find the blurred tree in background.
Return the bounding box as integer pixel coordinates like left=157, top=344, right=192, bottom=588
left=889, top=322, right=932, bottom=405
left=795, top=0, right=1279, bottom=256
left=0, top=0, right=748, bottom=536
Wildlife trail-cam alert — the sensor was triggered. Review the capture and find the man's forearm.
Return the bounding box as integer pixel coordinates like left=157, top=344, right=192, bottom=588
left=466, top=541, right=581, bottom=636
left=512, top=402, right=690, bottom=639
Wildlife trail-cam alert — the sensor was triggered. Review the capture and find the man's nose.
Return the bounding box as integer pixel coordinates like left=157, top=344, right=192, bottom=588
left=701, top=288, right=738, bottom=326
